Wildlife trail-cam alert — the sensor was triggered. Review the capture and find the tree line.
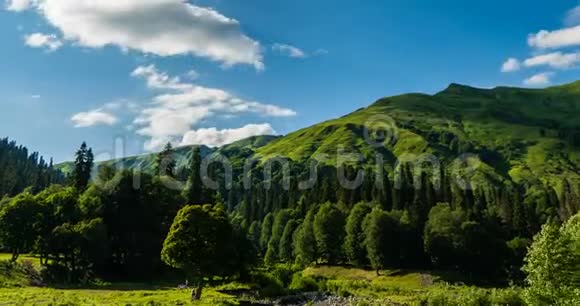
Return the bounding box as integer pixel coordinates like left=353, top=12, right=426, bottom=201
left=0, top=140, right=578, bottom=300
left=0, top=138, right=64, bottom=196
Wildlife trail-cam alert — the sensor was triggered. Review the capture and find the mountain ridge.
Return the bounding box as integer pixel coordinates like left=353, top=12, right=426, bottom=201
left=56, top=81, right=580, bottom=193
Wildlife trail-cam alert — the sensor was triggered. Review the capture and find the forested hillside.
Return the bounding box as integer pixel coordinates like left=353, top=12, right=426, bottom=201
left=0, top=138, right=64, bottom=196
left=1, top=82, right=579, bottom=304
left=55, top=135, right=279, bottom=175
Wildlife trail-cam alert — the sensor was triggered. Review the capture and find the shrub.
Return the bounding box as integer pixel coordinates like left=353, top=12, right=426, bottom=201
left=251, top=270, right=285, bottom=298
left=421, top=287, right=494, bottom=306
left=268, top=264, right=297, bottom=287
left=490, top=288, right=525, bottom=306
left=289, top=272, right=320, bottom=292
left=454, top=288, right=491, bottom=305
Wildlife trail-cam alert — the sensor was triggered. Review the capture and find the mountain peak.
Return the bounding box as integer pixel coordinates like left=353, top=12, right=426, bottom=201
left=438, top=83, right=489, bottom=95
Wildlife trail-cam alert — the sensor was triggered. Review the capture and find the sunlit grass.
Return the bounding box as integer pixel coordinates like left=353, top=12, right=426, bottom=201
left=0, top=285, right=240, bottom=305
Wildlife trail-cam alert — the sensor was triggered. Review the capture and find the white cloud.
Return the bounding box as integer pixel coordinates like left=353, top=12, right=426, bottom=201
left=12, top=0, right=263, bottom=69
left=131, top=65, right=296, bottom=151
left=5, top=0, right=33, bottom=11
left=131, top=65, right=191, bottom=91
left=523, top=51, right=580, bottom=69
left=24, top=32, right=62, bottom=51
left=501, top=57, right=520, bottom=72
left=180, top=123, right=276, bottom=147
left=523, top=72, right=553, bottom=86
left=184, top=69, right=199, bottom=80
left=528, top=25, right=580, bottom=49
left=30, top=94, right=41, bottom=99
left=565, top=5, right=580, bottom=26
left=313, top=48, right=329, bottom=56
left=272, top=43, right=307, bottom=58
left=71, top=109, right=118, bottom=128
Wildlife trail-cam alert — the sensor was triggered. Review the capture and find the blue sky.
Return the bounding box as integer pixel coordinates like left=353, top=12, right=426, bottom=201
left=1, top=0, right=580, bottom=162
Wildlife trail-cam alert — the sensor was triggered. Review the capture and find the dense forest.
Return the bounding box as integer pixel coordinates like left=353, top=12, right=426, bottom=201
left=0, top=139, right=578, bottom=303
left=0, top=138, right=64, bottom=196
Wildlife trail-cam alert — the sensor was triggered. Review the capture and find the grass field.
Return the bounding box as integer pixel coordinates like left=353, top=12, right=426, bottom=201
left=0, top=286, right=239, bottom=305
left=301, top=266, right=524, bottom=305
left=0, top=256, right=524, bottom=305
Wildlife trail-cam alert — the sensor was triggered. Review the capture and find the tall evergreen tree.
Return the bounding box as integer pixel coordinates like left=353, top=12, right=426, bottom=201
left=279, top=219, right=298, bottom=262
left=259, top=213, right=274, bottom=254
left=293, top=207, right=318, bottom=267
left=313, top=203, right=345, bottom=264
left=72, top=142, right=94, bottom=191
left=344, top=202, right=372, bottom=265
left=155, top=142, right=176, bottom=177
left=265, top=209, right=292, bottom=265
left=363, top=208, right=402, bottom=274
left=184, top=146, right=203, bottom=205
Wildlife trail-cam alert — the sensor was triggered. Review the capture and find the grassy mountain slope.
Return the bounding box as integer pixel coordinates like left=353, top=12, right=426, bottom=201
left=57, top=82, right=580, bottom=192
left=256, top=82, right=580, bottom=190
left=55, top=135, right=279, bottom=175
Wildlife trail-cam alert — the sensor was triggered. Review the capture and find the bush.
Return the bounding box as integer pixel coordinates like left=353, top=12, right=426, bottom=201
left=421, top=287, right=525, bottom=306
left=421, top=287, right=492, bottom=306
left=40, top=263, right=93, bottom=285
left=250, top=270, right=285, bottom=298
left=268, top=264, right=297, bottom=287
left=490, top=288, right=525, bottom=305
left=454, top=288, right=491, bottom=305
left=421, top=289, right=449, bottom=306
left=289, top=272, right=320, bottom=292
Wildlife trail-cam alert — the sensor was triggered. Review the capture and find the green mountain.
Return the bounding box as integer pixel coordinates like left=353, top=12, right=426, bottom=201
left=55, top=135, right=280, bottom=175
left=58, top=82, right=580, bottom=194
left=256, top=82, right=580, bottom=191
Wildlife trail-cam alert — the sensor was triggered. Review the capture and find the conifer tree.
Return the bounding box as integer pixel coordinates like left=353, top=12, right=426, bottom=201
left=313, top=203, right=345, bottom=264
left=259, top=213, right=274, bottom=253
left=363, top=208, right=401, bottom=274
left=73, top=142, right=94, bottom=191
left=279, top=219, right=297, bottom=262
left=344, top=202, right=372, bottom=265
left=155, top=142, right=176, bottom=177
left=184, top=146, right=203, bottom=205
left=293, top=207, right=318, bottom=267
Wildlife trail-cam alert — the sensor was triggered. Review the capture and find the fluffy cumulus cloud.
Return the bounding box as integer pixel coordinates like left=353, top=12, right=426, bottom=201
left=131, top=65, right=295, bottom=151
left=272, top=43, right=307, bottom=58
left=501, top=57, right=520, bottom=72
left=501, top=4, right=580, bottom=84
left=24, top=32, right=62, bottom=51
left=71, top=109, right=118, bottom=128
left=523, top=72, right=553, bottom=87
left=180, top=123, right=275, bottom=147
left=523, top=51, right=580, bottom=69
left=528, top=25, right=580, bottom=49
left=10, top=0, right=263, bottom=69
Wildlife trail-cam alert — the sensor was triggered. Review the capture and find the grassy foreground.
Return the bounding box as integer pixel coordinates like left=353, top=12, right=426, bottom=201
left=0, top=257, right=524, bottom=305
left=0, top=287, right=238, bottom=305
left=301, top=266, right=523, bottom=305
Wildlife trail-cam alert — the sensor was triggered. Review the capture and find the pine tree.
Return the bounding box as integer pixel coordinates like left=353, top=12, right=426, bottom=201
left=344, top=202, right=372, bottom=265
left=293, top=207, right=318, bottom=267
left=72, top=142, right=94, bottom=191
left=259, top=213, right=274, bottom=254
left=265, top=209, right=292, bottom=264
left=184, top=146, right=203, bottom=205
left=363, top=208, right=401, bottom=274
left=155, top=142, right=176, bottom=177
left=279, top=219, right=297, bottom=262
left=313, top=203, right=345, bottom=264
